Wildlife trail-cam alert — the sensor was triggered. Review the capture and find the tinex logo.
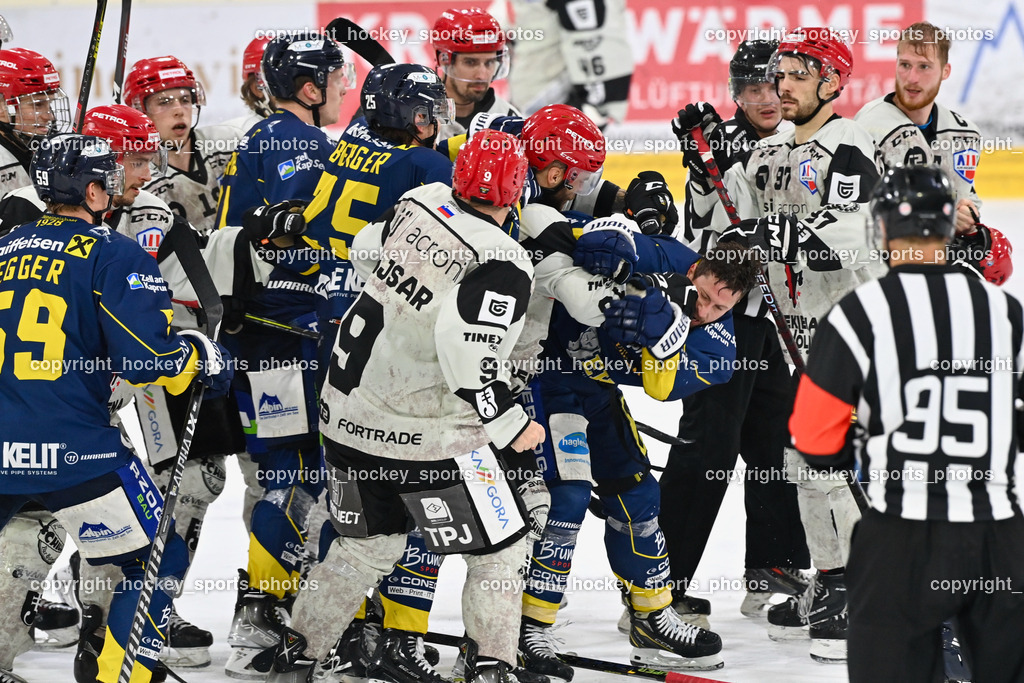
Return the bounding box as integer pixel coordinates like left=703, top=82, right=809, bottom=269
left=3, top=442, right=60, bottom=470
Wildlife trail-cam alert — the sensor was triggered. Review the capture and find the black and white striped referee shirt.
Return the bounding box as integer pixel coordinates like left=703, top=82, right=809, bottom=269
left=790, top=263, right=1024, bottom=522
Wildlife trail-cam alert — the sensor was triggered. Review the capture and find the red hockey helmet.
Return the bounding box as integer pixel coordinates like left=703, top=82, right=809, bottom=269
left=768, top=27, right=853, bottom=93
left=980, top=226, right=1013, bottom=286
left=124, top=56, right=207, bottom=113
left=0, top=48, right=71, bottom=137
left=453, top=129, right=528, bottom=208
left=521, top=104, right=605, bottom=195
left=432, top=8, right=509, bottom=81
left=83, top=104, right=167, bottom=173
left=243, top=36, right=273, bottom=80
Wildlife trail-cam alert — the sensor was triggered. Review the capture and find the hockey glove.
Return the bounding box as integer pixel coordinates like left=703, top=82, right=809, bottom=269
left=624, top=171, right=679, bottom=235
left=602, top=275, right=691, bottom=359
left=242, top=200, right=307, bottom=246
left=468, top=112, right=524, bottom=139
left=178, top=330, right=234, bottom=398
left=721, top=214, right=801, bottom=265
left=672, top=102, right=730, bottom=184
left=517, top=476, right=550, bottom=542
left=573, top=217, right=638, bottom=283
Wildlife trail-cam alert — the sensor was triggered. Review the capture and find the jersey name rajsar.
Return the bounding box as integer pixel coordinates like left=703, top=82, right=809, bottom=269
left=374, top=258, right=434, bottom=310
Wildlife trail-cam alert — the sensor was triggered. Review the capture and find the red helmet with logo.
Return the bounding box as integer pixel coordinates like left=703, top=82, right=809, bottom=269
left=453, top=129, right=528, bottom=208
left=769, top=27, right=853, bottom=92
left=521, top=104, right=605, bottom=195
left=432, top=8, right=509, bottom=81
left=980, top=226, right=1013, bottom=286
left=0, top=48, right=71, bottom=137
left=123, top=56, right=207, bottom=112
left=83, top=104, right=167, bottom=173
left=243, top=36, right=273, bottom=80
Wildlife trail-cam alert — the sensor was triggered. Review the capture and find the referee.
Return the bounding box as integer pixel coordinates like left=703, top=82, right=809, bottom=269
left=789, top=165, right=1024, bottom=683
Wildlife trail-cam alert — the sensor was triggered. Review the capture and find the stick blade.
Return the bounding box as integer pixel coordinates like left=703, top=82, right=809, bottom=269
left=325, top=17, right=396, bottom=67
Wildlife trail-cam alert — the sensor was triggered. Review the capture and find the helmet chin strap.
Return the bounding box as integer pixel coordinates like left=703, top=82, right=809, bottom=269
left=412, top=126, right=438, bottom=150
left=82, top=194, right=113, bottom=226
left=791, top=81, right=839, bottom=127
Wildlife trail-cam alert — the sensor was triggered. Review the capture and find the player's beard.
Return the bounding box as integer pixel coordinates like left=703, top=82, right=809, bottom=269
left=780, top=94, right=817, bottom=123
left=453, top=80, right=488, bottom=105
left=895, top=79, right=940, bottom=112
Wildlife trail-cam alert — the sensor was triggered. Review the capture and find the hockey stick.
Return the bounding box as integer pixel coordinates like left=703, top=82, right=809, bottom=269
left=0, top=15, right=13, bottom=50
left=635, top=420, right=693, bottom=449
left=422, top=631, right=729, bottom=683
left=325, top=17, right=396, bottom=67
left=118, top=222, right=223, bottom=683
left=74, top=0, right=108, bottom=132
left=245, top=312, right=319, bottom=339
left=690, top=127, right=805, bottom=372
left=112, top=0, right=132, bottom=104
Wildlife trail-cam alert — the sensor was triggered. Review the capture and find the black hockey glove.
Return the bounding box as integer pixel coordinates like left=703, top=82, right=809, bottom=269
left=468, top=112, right=524, bottom=139
left=721, top=214, right=801, bottom=265
left=948, top=223, right=992, bottom=269
left=573, top=217, right=639, bottom=283
left=672, top=102, right=730, bottom=184
left=242, top=200, right=307, bottom=246
left=178, top=330, right=234, bottom=398
left=624, top=171, right=679, bottom=235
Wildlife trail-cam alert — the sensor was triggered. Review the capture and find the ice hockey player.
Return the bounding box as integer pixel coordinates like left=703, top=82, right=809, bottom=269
left=688, top=28, right=883, bottom=662
left=659, top=38, right=811, bottom=626
left=431, top=7, right=519, bottom=139
left=123, top=55, right=239, bottom=232
left=258, top=130, right=545, bottom=683
left=789, top=164, right=1024, bottom=683
left=518, top=240, right=762, bottom=679
left=0, top=47, right=71, bottom=199
left=220, top=35, right=275, bottom=138
left=0, top=131, right=232, bottom=683
left=855, top=20, right=1012, bottom=293
left=508, top=0, right=634, bottom=127
left=214, top=31, right=355, bottom=680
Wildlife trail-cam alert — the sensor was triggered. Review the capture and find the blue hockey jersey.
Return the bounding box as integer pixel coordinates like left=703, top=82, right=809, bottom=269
left=0, top=215, right=200, bottom=494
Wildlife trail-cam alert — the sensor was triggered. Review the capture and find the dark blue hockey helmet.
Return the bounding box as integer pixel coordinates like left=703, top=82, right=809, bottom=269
left=31, top=133, right=125, bottom=206
left=869, top=164, right=956, bottom=244
left=261, top=31, right=353, bottom=102
left=361, top=63, right=454, bottom=134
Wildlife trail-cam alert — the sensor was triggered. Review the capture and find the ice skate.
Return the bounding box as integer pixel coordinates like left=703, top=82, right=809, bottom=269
left=226, top=569, right=289, bottom=679
left=160, top=605, right=213, bottom=668
left=263, top=627, right=331, bottom=683
left=628, top=605, right=723, bottom=671
left=767, top=570, right=845, bottom=641
left=518, top=617, right=573, bottom=681
left=30, top=597, right=79, bottom=649
left=808, top=612, right=847, bottom=663
left=740, top=567, right=809, bottom=618
left=367, top=628, right=448, bottom=683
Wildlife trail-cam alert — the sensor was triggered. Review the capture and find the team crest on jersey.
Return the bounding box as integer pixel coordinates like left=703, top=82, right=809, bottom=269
left=64, top=234, right=97, bottom=258
left=798, top=159, right=818, bottom=194
left=136, top=227, right=163, bottom=257
left=953, top=149, right=978, bottom=182
left=277, top=159, right=296, bottom=180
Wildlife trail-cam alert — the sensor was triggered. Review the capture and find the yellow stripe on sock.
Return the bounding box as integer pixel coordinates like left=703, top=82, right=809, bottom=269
left=380, top=595, right=430, bottom=633
left=522, top=593, right=561, bottom=624
left=96, top=626, right=157, bottom=683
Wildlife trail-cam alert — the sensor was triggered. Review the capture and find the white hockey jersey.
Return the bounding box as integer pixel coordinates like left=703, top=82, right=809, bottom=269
left=144, top=123, right=240, bottom=233
left=855, top=94, right=982, bottom=208
left=0, top=136, right=31, bottom=200
left=320, top=183, right=535, bottom=461
left=694, top=115, right=885, bottom=360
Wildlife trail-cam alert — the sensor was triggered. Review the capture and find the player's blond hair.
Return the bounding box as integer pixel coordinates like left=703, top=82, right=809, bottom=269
left=898, top=21, right=951, bottom=66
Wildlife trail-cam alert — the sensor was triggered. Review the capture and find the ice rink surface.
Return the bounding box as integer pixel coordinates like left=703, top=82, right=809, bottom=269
left=13, top=199, right=1024, bottom=681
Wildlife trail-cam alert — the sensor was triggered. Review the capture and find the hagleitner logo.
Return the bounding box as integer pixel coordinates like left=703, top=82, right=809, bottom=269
left=558, top=432, right=589, bottom=455
left=3, top=442, right=60, bottom=470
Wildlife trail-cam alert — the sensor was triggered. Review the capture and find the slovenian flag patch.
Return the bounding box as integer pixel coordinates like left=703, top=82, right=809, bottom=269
left=437, top=205, right=454, bottom=217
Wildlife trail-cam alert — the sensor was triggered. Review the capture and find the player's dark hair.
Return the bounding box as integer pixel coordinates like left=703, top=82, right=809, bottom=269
left=371, top=123, right=415, bottom=146
left=899, top=21, right=950, bottom=66
left=694, top=241, right=762, bottom=295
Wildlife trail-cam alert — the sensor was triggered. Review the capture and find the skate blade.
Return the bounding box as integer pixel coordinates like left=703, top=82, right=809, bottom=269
left=739, top=592, right=772, bottom=618
left=809, top=638, right=847, bottom=663
left=767, top=623, right=809, bottom=642
left=33, top=625, right=79, bottom=650
left=160, top=645, right=213, bottom=668
left=225, top=647, right=270, bottom=680
left=630, top=648, right=724, bottom=671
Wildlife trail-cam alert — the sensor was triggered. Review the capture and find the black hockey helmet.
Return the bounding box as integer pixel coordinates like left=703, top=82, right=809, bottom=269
left=729, top=40, right=779, bottom=100
left=361, top=63, right=454, bottom=135
left=261, top=31, right=353, bottom=102
left=870, top=165, right=956, bottom=244
left=31, top=133, right=124, bottom=206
